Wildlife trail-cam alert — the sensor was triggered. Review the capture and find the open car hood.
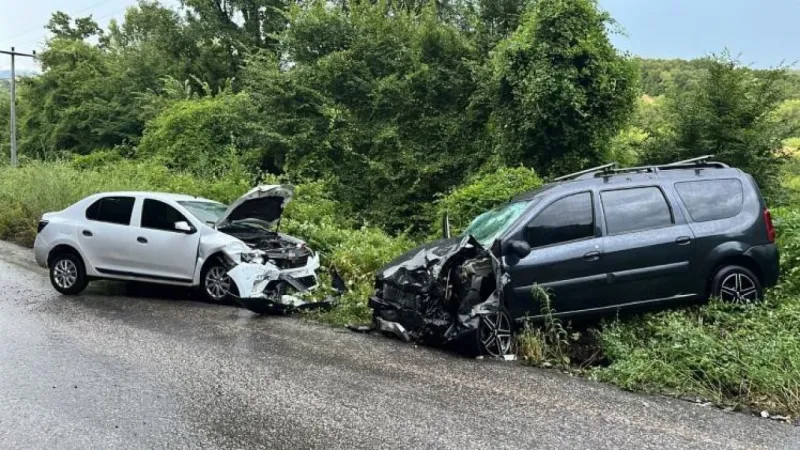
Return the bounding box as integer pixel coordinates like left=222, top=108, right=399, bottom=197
left=215, top=184, right=294, bottom=230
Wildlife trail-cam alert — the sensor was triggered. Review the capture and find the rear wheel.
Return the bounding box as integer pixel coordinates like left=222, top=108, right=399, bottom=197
left=476, top=307, right=516, bottom=357
left=49, top=252, right=88, bottom=295
left=711, top=265, right=762, bottom=304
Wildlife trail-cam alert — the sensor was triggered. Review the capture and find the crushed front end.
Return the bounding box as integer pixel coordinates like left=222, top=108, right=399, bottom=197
left=220, top=242, right=341, bottom=315
left=367, top=235, right=512, bottom=355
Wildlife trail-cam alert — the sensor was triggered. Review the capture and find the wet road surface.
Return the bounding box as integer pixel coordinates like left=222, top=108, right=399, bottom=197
left=0, top=241, right=798, bottom=449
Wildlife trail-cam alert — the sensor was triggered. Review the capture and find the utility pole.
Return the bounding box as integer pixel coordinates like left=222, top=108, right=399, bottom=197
left=1, top=47, right=36, bottom=167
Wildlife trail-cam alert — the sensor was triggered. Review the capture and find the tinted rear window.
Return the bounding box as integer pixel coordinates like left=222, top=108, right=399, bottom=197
left=601, top=187, right=673, bottom=235
left=86, top=196, right=135, bottom=225
left=674, top=179, right=743, bottom=222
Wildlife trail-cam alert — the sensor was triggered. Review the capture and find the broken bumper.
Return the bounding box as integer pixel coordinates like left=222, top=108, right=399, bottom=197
left=226, top=254, right=342, bottom=314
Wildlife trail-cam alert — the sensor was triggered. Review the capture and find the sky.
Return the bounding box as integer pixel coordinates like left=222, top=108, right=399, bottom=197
left=1, top=0, right=799, bottom=72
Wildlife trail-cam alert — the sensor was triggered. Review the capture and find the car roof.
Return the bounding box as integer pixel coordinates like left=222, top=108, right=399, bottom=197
left=512, top=166, right=746, bottom=202
left=89, top=191, right=220, bottom=203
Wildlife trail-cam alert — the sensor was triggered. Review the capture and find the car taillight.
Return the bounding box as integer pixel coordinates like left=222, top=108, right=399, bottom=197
left=764, top=209, right=776, bottom=243
left=37, top=220, right=49, bottom=234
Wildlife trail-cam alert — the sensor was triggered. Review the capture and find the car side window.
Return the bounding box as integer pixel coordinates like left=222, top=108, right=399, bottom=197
left=601, top=187, right=673, bottom=235
left=141, top=199, right=191, bottom=232
left=85, top=196, right=135, bottom=225
left=674, top=179, right=743, bottom=222
left=525, top=192, right=594, bottom=248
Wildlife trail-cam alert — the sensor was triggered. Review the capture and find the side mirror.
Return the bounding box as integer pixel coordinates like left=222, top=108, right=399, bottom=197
left=175, top=221, right=195, bottom=233
left=502, top=239, right=531, bottom=266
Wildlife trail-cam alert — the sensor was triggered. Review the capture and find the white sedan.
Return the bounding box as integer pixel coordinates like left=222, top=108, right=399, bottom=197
left=34, top=185, right=321, bottom=306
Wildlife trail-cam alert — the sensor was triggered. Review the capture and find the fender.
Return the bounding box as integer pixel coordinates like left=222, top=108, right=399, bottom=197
left=703, top=240, right=751, bottom=276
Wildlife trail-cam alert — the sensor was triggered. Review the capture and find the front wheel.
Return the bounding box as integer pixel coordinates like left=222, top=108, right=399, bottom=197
left=49, top=252, right=88, bottom=295
left=711, top=265, right=763, bottom=304
left=201, top=261, right=235, bottom=303
left=476, top=307, right=516, bottom=357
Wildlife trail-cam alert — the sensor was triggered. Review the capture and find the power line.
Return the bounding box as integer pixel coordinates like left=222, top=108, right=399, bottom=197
left=0, top=0, right=128, bottom=45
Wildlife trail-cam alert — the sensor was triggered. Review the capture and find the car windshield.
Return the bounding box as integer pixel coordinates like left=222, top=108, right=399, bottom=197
left=462, top=200, right=533, bottom=246
left=178, top=200, right=228, bottom=225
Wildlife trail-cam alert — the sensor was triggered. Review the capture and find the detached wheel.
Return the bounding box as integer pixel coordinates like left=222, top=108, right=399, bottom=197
left=711, top=265, right=762, bottom=304
left=201, top=261, right=234, bottom=303
left=49, top=252, right=88, bottom=295
left=476, top=307, right=516, bottom=357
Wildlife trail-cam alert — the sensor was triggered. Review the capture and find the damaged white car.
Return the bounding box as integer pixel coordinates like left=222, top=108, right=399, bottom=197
left=34, top=185, right=333, bottom=312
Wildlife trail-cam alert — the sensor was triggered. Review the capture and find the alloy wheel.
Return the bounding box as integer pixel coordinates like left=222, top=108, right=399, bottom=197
left=205, top=266, right=232, bottom=301
left=479, top=310, right=514, bottom=356
left=53, top=259, right=78, bottom=290
left=719, top=272, right=759, bottom=303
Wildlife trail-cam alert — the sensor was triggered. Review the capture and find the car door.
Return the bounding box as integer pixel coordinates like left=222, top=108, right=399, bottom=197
left=126, top=198, right=202, bottom=283
left=599, top=185, right=696, bottom=306
left=505, top=191, right=607, bottom=318
left=77, top=196, right=138, bottom=273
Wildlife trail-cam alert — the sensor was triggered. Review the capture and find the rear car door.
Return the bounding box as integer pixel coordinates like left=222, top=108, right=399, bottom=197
left=599, top=186, right=696, bottom=306
left=77, top=196, right=137, bottom=273
left=126, top=198, right=202, bottom=283
left=505, top=191, right=606, bottom=318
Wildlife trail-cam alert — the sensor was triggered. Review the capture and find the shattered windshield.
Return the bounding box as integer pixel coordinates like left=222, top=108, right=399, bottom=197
left=179, top=200, right=228, bottom=225
left=462, top=200, right=534, bottom=246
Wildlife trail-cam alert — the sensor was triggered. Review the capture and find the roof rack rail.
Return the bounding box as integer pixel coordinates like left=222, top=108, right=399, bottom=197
left=553, top=162, right=617, bottom=182
left=664, top=155, right=716, bottom=166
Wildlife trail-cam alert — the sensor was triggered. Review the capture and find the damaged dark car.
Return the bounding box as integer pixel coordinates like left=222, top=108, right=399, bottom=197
left=368, top=157, right=780, bottom=356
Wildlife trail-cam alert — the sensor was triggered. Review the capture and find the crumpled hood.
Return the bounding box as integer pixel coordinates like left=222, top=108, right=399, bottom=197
left=377, top=236, right=465, bottom=279
left=216, top=185, right=293, bottom=229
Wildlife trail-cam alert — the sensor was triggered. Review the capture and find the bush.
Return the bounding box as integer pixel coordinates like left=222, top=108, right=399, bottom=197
left=137, top=93, right=270, bottom=177
left=431, top=166, right=542, bottom=236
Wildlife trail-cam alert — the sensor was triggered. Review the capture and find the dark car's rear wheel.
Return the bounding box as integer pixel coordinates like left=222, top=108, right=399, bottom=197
left=711, top=265, right=762, bottom=304
left=476, top=307, right=516, bottom=357
left=49, top=252, right=88, bottom=295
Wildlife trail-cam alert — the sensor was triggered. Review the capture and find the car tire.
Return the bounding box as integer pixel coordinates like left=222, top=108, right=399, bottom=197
left=49, top=252, right=88, bottom=295
left=475, top=306, right=517, bottom=357
left=711, top=265, right=763, bottom=304
left=200, top=260, right=236, bottom=303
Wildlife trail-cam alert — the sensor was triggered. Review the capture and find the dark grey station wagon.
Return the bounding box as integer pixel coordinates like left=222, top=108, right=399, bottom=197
left=369, top=156, right=779, bottom=356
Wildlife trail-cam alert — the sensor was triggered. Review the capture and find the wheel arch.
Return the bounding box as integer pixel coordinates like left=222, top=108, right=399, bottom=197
left=194, top=251, right=230, bottom=286
left=47, top=244, right=85, bottom=268
left=706, top=253, right=764, bottom=297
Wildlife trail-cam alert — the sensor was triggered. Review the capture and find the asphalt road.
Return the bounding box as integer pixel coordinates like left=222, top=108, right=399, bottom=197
left=1, top=241, right=798, bottom=449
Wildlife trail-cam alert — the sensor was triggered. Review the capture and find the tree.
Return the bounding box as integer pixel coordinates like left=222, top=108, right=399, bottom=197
left=16, top=37, right=137, bottom=157
left=483, top=0, right=638, bottom=176
left=137, top=92, right=266, bottom=176
left=641, top=54, right=790, bottom=192
left=244, top=1, right=484, bottom=231
left=46, top=11, right=103, bottom=40
left=181, top=0, right=291, bottom=53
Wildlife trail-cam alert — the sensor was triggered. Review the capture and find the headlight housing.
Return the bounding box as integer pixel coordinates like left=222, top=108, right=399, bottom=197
left=223, top=242, right=264, bottom=264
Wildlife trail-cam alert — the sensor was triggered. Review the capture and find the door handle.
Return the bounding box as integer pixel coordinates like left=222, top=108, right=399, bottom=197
left=82, top=230, right=93, bottom=237
left=583, top=251, right=601, bottom=261
left=676, top=236, right=691, bottom=245
left=137, top=237, right=148, bottom=244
